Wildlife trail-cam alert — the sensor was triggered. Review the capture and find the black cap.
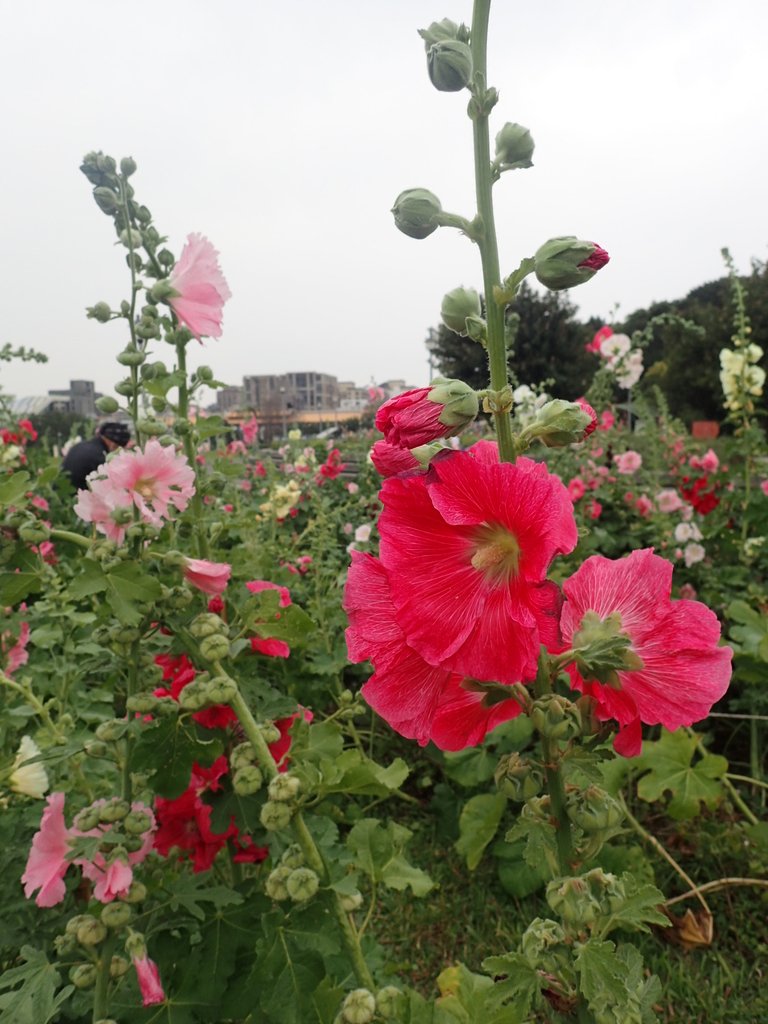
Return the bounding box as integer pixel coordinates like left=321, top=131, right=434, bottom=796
left=98, top=422, right=131, bottom=446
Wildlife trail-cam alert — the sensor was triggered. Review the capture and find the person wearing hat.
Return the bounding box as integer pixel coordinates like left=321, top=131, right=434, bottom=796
left=61, top=422, right=131, bottom=490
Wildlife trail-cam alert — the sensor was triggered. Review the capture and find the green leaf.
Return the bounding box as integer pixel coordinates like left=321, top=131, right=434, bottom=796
left=0, top=471, right=30, bottom=507
left=0, top=946, right=73, bottom=1024
left=574, top=938, right=628, bottom=1007
left=165, top=874, right=243, bottom=922
left=313, top=749, right=409, bottom=798
left=0, top=571, right=44, bottom=606
left=131, top=717, right=224, bottom=798
left=244, top=590, right=314, bottom=645
left=347, top=818, right=434, bottom=895
left=636, top=729, right=727, bottom=819
left=68, top=559, right=108, bottom=598
left=455, top=792, right=507, bottom=870
left=505, top=815, right=558, bottom=877
left=601, top=873, right=669, bottom=936
left=104, top=562, right=163, bottom=625
left=481, top=952, right=540, bottom=1022
left=443, top=746, right=498, bottom=787
left=492, top=839, right=549, bottom=898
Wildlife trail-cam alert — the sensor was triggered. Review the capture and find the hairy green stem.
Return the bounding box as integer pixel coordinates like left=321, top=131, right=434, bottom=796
left=470, top=0, right=516, bottom=463
left=175, top=340, right=210, bottom=559
left=532, top=662, right=573, bottom=874
left=49, top=529, right=93, bottom=549
left=225, top=675, right=375, bottom=989
left=91, top=933, right=117, bottom=1022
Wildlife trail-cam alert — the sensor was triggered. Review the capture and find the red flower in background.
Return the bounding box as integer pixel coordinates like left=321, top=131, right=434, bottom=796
left=317, top=448, right=346, bottom=482
left=681, top=475, right=720, bottom=515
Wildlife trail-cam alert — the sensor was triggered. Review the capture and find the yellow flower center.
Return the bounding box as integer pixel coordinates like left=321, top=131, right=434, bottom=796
left=135, top=478, right=155, bottom=499
left=470, top=523, right=521, bottom=584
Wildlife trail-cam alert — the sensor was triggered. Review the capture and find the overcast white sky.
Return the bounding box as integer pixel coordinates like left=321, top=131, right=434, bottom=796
left=1, top=0, right=766, bottom=403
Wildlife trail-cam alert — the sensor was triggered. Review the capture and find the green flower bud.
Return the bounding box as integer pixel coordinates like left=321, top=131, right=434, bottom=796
left=120, top=156, right=137, bottom=177
left=230, top=742, right=256, bottom=770
left=73, top=807, right=102, bottom=831
left=65, top=914, right=90, bottom=937
left=520, top=399, right=594, bottom=448
left=114, top=378, right=137, bottom=397
left=189, top=612, right=229, bottom=639
left=260, top=800, right=293, bottom=831
left=265, top=864, right=292, bottom=901
left=464, top=314, right=487, bottom=345
left=178, top=681, right=211, bottom=711
left=441, top=286, right=482, bottom=336
left=150, top=279, right=176, bottom=303
left=546, top=876, right=601, bottom=928
left=427, top=377, right=480, bottom=431
left=566, top=786, right=624, bottom=834
left=119, top=228, right=142, bottom=249
left=205, top=675, right=238, bottom=704
left=95, top=395, right=120, bottom=414
left=157, top=248, right=175, bottom=267
left=126, top=692, right=162, bottom=715
left=199, top=633, right=231, bottom=662
left=494, top=122, right=535, bottom=170
left=521, top=917, right=567, bottom=968
left=18, top=520, right=50, bottom=544
left=100, top=902, right=132, bottom=929
left=340, top=889, right=364, bottom=912
left=530, top=693, right=582, bottom=741
left=427, top=39, right=473, bottom=92
left=197, top=365, right=214, bottom=381
left=92, top=186, right=120, bottom=214
left=76, top=916, right=108, bottom=947
left=286, top=867, right=319, bottom=902
left=376, top=986, right=407, bottom=1020
left=267, top=773, right=300, bottom=803
left=117, top=347, right=146, bottom=367
left=135, top=418, right=166, bottom=438
left=84, top=740, right=109, bottom=759
left=494, top=753, right=543, bottom=802
left=88, top=301, right=113, bottom=323
left=418, top=19, right=469, bottom=49
left=232, top=764, right=264, bottom=796
left=95, top=719, right=128, bottom=742
left=109, top=955, right=130, bottom=978
left=392, top=188, right=443, bottom=240
left=120, top=880, right=147, bottom=904
left=341, top=988, right=376, bottom=1024
left=281, top=844, right=305, bottom=870
left=99, top=798, right=130, bottom=823
left=259, top=722, right=282, bottom=745
left=534, top=237, right=610, bottom=291
left=151, top=396, right=168, bottom=413
left=123, top=834, right=144, bottom=854
left=70, top=963, right=98, bottom=989
left=123, top=810, right=153, bottom=835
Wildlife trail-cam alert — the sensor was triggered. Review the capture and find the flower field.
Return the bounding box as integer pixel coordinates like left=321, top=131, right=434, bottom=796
left=1, top=4, right=767, bottom=1023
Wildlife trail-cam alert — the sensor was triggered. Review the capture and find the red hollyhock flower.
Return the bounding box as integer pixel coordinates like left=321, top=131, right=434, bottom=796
left=559, top=548, right=732, bottom=756
left=317, top=448, right=346, bottom=482
left=345, top=551, right=521, bottom=749
left=375, top=380, right=477, bottom=449
left=154, top=653, right=237, bottom=728
left=375, top=441, right=577, bottom=684
left=370, top=440, right=421, bottom=477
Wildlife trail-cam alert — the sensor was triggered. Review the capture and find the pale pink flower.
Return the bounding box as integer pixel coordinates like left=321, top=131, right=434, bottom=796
left=634, top=495, right=654, bottom=517
left=183, top=558, right=232, bottom=596
left=227, top=440, right=247, bottom=456
left=132, top=954, right=166, bottom=1007
left=655, top=488, right=685, bottom=514
left=168, top=233, right=231, bottom=341
left=241, top=415, right=259, bottom=445
left=614, top=450, right=642, bottom=475
left=679, top=582, right=698, bottom=600
left=354, top=524, right=372, bottom=544
left=684, top=542, right=706, bottom=567
left=74, top=478, right=133, bottom=544
left=690, top=448, right=719, bottom=473
left=347, top=482, right=360, bottom=495
left=3, top=621, right=30, bottom=676
left=21, top=793, right=71, bottom=907
left=30, top=495, right=49, bottom=511
left=105, top=439, right=195, bottom=528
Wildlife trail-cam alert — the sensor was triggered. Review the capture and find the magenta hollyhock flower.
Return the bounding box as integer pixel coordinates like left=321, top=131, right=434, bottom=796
left=168, top=233, right=231, bottom=341
left=374, top=441, right=577, bottom=685
left=370, top=440, right=421, bottom=477
left=241, top=415, right=259, bottom=445
left=21, top=792, right=72, bottom=907
left=183, top=558, right=232, bottom=596
left=559, top=549, right=732, bottom=756
left=586, top=325, right=612, bottom=354
left=345, top=552, right=522, bottom=748
left=3, top=621, right=30, bottom=675
left=132, top=954, right=166, bottom=1007
left=105, top=439, right=196, bottom=528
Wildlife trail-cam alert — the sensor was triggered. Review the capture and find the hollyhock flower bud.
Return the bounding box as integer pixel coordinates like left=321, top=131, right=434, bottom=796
left=99, top=799, right=130, bottom=823
left=441, top=286, right=482, bottom=335
left=534, top=237, right=610, bottom=291
left=530, top=694, right=582, bottom=741
left=189, top=612, right=228, bottom=639
left=260, top=800, right=293, bottom=831
left=391, top=188, right=443, bottom=239
left=427, top=39, right=473, bottom=92
left=341, top=988, right=377, bottom=1024
left=199, top=633, right=231, bottom=662
left=376, top=987, right=407, bottom=1020
left=76, top=916, right=108, bottom=947
left=265, top=865, right=292, bottom=901
left=121, top=881, right=147, bottom=904
left=495, top=752, right=542, bottom=802
left=88, top=302, right=113, bottom=323
left=119, top=228, right=142, bottom=249
left=232, top=765, right=264, bottom=796
left=494, top=122, right=535, bottom=170
left=95, top=396, right=119, bottom=414
left=71, top=964, right=98, bottom=989
left=229, top=742, right=256, bottom=770
left=376, top=379, right=478, bottom=448
left=120, top=156, right=137, bottom=177
left=268, top=772, right=300, bottom=802
left=286, top=867, right=319, bottom=902
left=341, top=889, right=364, bottom=912
left=418, top=18, right=469, bottom=48
left=370, top=440, right=440, bottom=477
left=281, top=844, right=305, bottom=869
left=100, top=901, right=133, bottom=929
left=110, top=956, right=130, bottom=978
left=546, top=877, right=602, bottom=927
left=566, top=785, right=623, bottom=833
left=520, top=399, right=594, bottom=448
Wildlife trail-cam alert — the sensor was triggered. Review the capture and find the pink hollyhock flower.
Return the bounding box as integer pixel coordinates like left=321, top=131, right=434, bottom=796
left=104, top=439, right=195, bottom=528
left=374, top=441, right=577, bottom=685
left=761, top=480, right=768, bottom=497
left=567, top=477, right=586, bottom=502
left=689, top=448, right=719, bottom=473
left=370, top=440, right=421, bottom=477
left=168, top=233, right=231, bottom=341
left=559, top=549, right=732, bottom=756
left=21, top=792, right=71, bottom=907
left=679, top=582, right=698, bottom=600
left=3, top=621, right=30, bottom=675
left=655, top=488, right=685, bottom=514
left=227, top=440, right=247, bottom=456
left=597, top=410, right=615, bottom=431
left=345, top=552, right=522, bottom=748
left=30, top=495, right=49, bottom=511
left=614, top=450, right=642, bottom=475
left=132, top=954, right=166, bottom=1007
left=241, top=415, right=259, bottom=445
left=76, top=801, right=156, bottom=902
left=246, top=579, right=291, bottom=606
left=634, top=495, right=654, bottom=517
left=375, top=381, right=478, bottom=449
left=586, top=499, right=602, bottom=520
left=575, top=399, right=598, bottom=437
left=74, top=478, right=133, bottom=545
left=183, top=557, right=232, bottom=596
left=368, top=385, right=385, bottom=404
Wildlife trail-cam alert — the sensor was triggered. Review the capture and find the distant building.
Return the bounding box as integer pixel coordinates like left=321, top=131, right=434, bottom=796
left=216, top=385, right=246, bottom=412
left=240, top=372, right=339, bottom=415
left=12, top=380, right=100, bottom=418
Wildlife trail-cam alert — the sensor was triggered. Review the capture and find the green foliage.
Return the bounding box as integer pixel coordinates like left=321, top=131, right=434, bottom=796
left=0, top=947, right=73, bottom=1024
left=635, top=730, right=728, bottom=819
left=347, top=819, right=434, bottom=896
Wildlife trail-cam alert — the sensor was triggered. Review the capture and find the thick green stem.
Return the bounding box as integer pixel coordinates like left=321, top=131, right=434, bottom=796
left=175, top=341, right=210, bottom=559
left=49, top=529, right=93, bottom=549
left=532, top=662, right=573, bottom=874
left=225, top=676, right=375, bottom=989
left=470, top=0, right=516, bottom=463
left=91, top=933, right=117, bottom=1022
